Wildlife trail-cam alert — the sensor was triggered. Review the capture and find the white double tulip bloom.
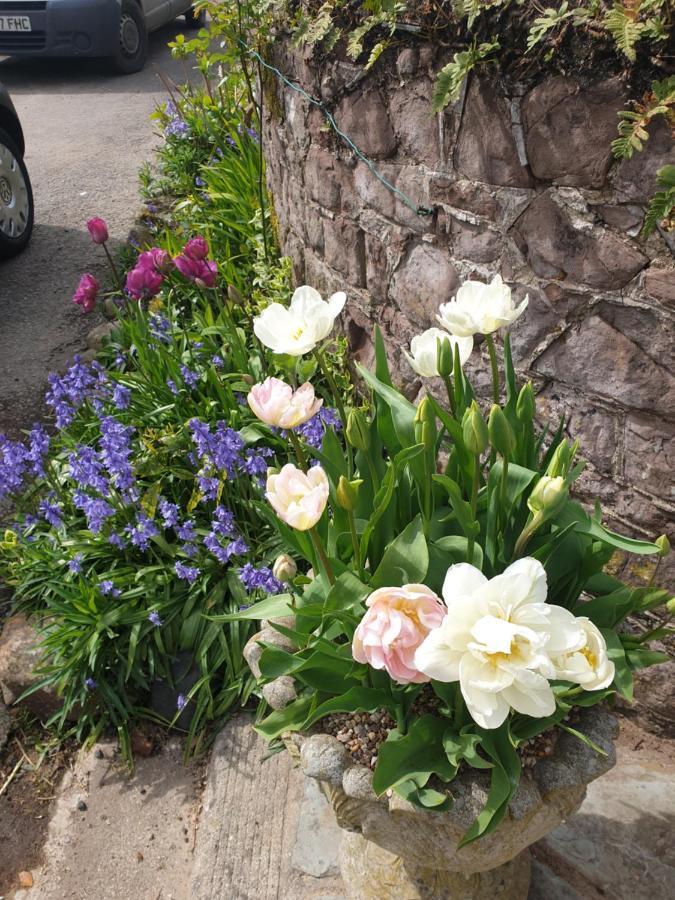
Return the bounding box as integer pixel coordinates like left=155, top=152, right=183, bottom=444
left=414, top=558, right=610, bottom=729
left=550, top=617, right=615, bottom=691
left=253, top=285, right=346, bottom=356
left=404, top=327, right=473, bottom=378
left=437, top=275, right=528, bottom=338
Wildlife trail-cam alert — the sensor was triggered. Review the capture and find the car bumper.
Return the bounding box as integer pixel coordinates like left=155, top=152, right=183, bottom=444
left=0, top=0, right=120, bottom=58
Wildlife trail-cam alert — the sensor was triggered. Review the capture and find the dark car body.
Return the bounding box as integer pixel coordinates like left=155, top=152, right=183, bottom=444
left=0, top=79, right=24, bottom=154
left=0, top=0, right=194, bottom=60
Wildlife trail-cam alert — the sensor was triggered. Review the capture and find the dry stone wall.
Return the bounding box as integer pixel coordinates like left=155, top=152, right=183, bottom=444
left=262, top=39, right=675, bottom=545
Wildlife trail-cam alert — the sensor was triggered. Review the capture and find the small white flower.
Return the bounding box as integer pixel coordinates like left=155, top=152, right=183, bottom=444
left=414, top=557, right=584, bottom=729
left=437, top=275, right=528, bottom=337
left=551, top=617, right=615, bottom=691
left=404, top=328, right=473, bottom=378
left=253, top=285, right=346, bottom=356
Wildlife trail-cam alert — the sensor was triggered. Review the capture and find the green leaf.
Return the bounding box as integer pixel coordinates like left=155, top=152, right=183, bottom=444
left=255, top=696, right=314, bottom=741
left=602, top=629, right=633, bottom=700
left=371, top=515, right=429, bottom=588
left=459, top=724, right=520, bottom=846
left=357, top=362, right=416, bottom=449
left=373, top=715, right=458, bottom=795
left=302, top=687, right=397, bottom=731
left=211, top=593, right=295, bottom=621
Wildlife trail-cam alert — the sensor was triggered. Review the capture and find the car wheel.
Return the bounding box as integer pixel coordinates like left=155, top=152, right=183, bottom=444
left=0, top=125, right=34, bottom=260
left=111, top=0, right=148, bottom=75
left=185, top=6, right=206, bottom=28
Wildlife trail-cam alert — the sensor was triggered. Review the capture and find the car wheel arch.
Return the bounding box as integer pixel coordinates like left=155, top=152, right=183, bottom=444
left=0, top=109, right=24, bottom=157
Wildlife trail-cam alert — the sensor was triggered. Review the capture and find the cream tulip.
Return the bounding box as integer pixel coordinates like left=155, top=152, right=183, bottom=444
left=247, top=377, right=322, bottom=429
left=437, top=275, right=528, bottom=337
left=414, top=557, right=584, bottom=729
left=551, top=617, right=615, bottom=690
left=266, top=463, right=329, bottom=531
left=253, top=285, right=346, bottom=356
left=404, top=328, right=473, bottom=378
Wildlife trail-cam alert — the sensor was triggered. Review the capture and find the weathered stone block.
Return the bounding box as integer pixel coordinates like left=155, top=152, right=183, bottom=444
left=623, top=414, right=675, bottom=497
left=429, top=175, right=498, bottom=220
left=390, top=242, right=458, bottom=325
left=507, top=285, right=562, bottom=365
left=304, top=145, right=342, bottom=209
left=615, top=118, right=675, bottom=204
left=0, top=615, right=62, bottom=719
left=534, top=315, right=675, bottom=413
left=568, top=406, right=620, bottom=475
left=522, top=76, right=625, bottom=188
left=388, top=78, right=444, bottom=166
left=512, top=193, right=648, bottom=288
left=455, top=77, right=534, bottom=188
left=323, top=219, right=366, bottom=286
left=597, top=204, right=644, bottom=233
left=644, top=267, right=675, bottom=304
left=451, top=218, right=502, bottom=263
left=336, top=87, right=397, bottom=159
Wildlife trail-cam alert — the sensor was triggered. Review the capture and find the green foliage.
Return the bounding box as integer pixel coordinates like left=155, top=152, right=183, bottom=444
left=431, top=41, right=500, bottom=111
left=642, top=164, right=675, bottom=236
left=526, top=2, right=591, bottom=52
left=612, top=76, right=675, bottom=160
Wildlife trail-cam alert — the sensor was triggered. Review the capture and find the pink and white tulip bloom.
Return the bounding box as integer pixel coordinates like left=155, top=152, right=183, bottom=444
left=437, top=275, right=528, bottom=338
left=550, top=617, right=614, bottom=691
left=86, top=217, right=109, bottom=245
left=404, top=327, right=473, bottom=378
left=253, top=285, right=346, bottom=356
left=266, top=463, right=329, bottom=531
left=248, top=378, right=323, bottom=429
left=414, top=558, right=584, bottom=729
left=353, top=585, right=447, bottom=685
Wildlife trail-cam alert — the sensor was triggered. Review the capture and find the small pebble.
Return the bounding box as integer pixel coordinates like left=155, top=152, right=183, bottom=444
left=77, top=800, right=87, bottom=812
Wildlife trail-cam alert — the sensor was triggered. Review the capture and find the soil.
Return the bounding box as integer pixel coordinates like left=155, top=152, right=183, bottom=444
left=0, top=707, right=77, bottom=897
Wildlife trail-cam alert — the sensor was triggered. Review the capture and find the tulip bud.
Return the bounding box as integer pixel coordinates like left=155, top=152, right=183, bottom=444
left=527, top=475, right=568, bottom=516
left=516, top=383, right=536, bottom=422
left=346, top=409, right=370, bottom=452
left=462, top=401, right=489, bottom=456
left=86, top=217, right=109, bottom=245
left=436, top=335, right=454, bottom=378
left=336, top=476, right=363, bottom=512
left=241, top=374, right=255, bottom=386
left=227, top=284, right=242, bottom=305
left=656, top=535, right=671, bottom=558
left=546, top=439, right=578, bottom=478
left=666, top=596, right=675, bottom=616
left=272, top=553, right=297, bottom=583
left=488, top=404, right=516, bottom=457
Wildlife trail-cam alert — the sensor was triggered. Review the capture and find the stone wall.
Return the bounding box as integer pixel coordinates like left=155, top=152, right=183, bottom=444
left=262, top=39, right=675, bottom=545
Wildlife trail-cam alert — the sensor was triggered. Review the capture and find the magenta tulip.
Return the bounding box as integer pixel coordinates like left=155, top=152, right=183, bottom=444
left=182, top=236, right=209, bottom=260
left=72, top=274, right=99, bottom=313
left=125, top=264, right=164, bottom=300
left=138, top=247, right=170, bottom=273
left=173, top=254, right=217, bottom=288
left=86, top=217, right=109, bottom=245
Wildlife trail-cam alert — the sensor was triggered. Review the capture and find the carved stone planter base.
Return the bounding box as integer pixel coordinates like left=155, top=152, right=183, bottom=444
left=340, top=830, right=531, bottom=900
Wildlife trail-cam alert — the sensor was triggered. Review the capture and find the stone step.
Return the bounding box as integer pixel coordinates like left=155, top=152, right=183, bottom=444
left=191, top=713, right=345, bottom=900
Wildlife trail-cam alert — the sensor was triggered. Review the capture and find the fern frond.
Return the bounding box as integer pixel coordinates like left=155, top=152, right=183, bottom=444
left=603, top=3, right=644, bottom=61
left=432, top=40, right=500, bottom=112
left=641, top=165, right=675, bottom=236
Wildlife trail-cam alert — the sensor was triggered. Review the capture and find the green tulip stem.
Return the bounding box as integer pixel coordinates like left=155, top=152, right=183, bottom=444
left=347, top=509, right=362, bottom=575
left=514, top=511, right=543, bottom=558
left=310, top=526, right=335, bottom=586
left=500, top=456, right=509, bottom=509
left=442, top=375, right=457, bottom=417
left=288, top=429, right=308, bottom=471
left=467, top=454, right=480, bottom=565
left=102, top=242, right=123, bottom=293
left=485, top=334, right=500, bottom=404
left=314, top=346, right=352, bottom=477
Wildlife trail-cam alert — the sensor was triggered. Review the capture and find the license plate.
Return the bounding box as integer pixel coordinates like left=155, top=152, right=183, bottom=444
left=0, top=16, right=32, bottom=32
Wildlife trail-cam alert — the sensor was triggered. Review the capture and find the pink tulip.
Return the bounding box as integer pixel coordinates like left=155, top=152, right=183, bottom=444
left=352, top=585, right=447, bottom=685
left=72, top=273, right=99, bottom=313
left=174, top=254, right=217, bottom=288
left=248, top=378, right=322, bottom=429
left=86, top=217, right=109, bottom=245
left=138, top=247, right=170, bottom=273
left=125, top=264, right=164, bottom=300
left=183, top=236, right=209, bottom=260
left=266, top=464, right=329, bottom=531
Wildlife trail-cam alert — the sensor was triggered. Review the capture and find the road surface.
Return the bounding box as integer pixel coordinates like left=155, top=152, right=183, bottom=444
left=0, top=22, right=198, bottom=438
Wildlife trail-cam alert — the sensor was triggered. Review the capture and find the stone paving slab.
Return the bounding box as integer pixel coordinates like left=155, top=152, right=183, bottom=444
left=15, top=737, right=201, bottom=900
left=191, top=713, right=344, bottom=900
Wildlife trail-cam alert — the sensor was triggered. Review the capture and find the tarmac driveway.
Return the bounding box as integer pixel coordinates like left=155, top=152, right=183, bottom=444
left=0, top=22, right=198, bottom=438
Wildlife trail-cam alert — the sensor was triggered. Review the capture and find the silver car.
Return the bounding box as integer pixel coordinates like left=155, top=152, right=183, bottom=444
left=0, top=80, right=32, bottom=258
left=0, top=1, right=205, bottom=74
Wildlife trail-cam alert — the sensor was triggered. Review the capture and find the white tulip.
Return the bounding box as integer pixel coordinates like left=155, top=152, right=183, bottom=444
left=253, top=285, right=346, bottom=356
left=414, top=557, right=584, bottom=729
left=551, top=616, right=615, bottom=691
left=403, top=328, right=473, bottom=378
left=437, top=275, right=528, bottom=338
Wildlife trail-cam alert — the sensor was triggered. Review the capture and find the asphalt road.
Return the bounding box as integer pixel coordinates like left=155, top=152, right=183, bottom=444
left=0, top=21, right=199, bottom=439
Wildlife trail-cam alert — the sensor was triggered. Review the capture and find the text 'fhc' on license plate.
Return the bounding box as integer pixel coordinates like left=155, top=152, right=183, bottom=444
left=0, top=16, right=32, bottom=32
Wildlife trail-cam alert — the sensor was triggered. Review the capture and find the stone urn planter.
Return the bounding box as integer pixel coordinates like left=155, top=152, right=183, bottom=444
left=245, top=629, right=618, bottom=899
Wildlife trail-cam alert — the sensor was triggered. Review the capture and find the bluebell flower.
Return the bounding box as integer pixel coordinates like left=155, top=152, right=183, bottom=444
left=212, top=505, right=235, bottom=536
left=108, top=532, right=126, bottom=549
left=112, top=384, right=131, bottom=410
left=181, top=542, right=198, bottom=558
left=85, top=677, right=97, bottom=691
left=100, top=580, right=121, bottom=598
left=176, top=520, right=196, bottom=542
left=0, top=433, right=29, bottom=499
left=149, top=315, right=172, bottom=345
left=195, top=176, right=206, bottom=187
left=175, top=562, right=200, bottom=583
left=73, top=490, right=114, bottom=534
left=27, top=424, right=50, bottom=477
left=125, top=512, right=159, bottom=551
left=99, top=416, right=136, bottom=498
left=167, top=378, right=179, bottom=395
left=148, top=610, right=162, bottom=627
left=159, top=498, right=180, bottom=529
left=176, top=693, right=187, bottom=711
left=238, top=564, right=284, bottom=595
left=293, top=407, right=342, bottom=450
left=68, top=553, right=84, bottom=575
left=39, top=497, right=63, bottom=529
left=68, top=445, right=108, bottom=494
left=180, top=365, right=200, bottom=389
left=211, top=354, right=224, bottom=369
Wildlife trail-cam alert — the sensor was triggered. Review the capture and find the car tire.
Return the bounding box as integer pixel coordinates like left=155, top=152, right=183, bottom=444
left=185, top=6, right=206, bottom=28
left=111, top=0, right=148, bottom=75
left=0, top=125, right=34, bottom=260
